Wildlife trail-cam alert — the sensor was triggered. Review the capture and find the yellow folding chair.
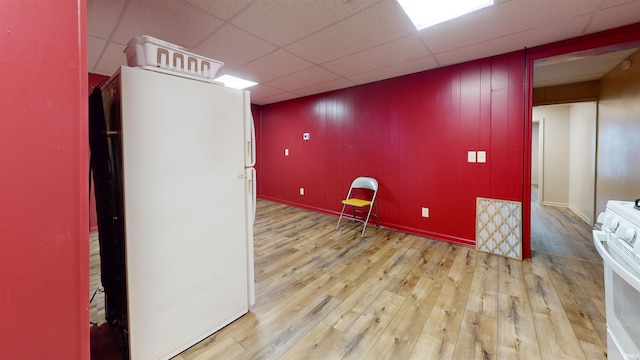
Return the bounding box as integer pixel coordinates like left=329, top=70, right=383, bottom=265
left=336, top=177, right=379, bottom=238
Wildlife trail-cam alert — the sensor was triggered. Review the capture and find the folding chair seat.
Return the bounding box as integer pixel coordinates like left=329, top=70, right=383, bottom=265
left=336, top=177, right=379, bottom=238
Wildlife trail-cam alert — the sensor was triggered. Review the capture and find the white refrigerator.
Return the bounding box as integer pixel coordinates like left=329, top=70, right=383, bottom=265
left=99, top=65, right=255, bottom=360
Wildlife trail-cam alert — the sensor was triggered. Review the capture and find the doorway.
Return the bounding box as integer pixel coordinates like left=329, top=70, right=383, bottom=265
left=528, top=44, right=639, bottom=261
left=530, top=102, right=599, bottom=261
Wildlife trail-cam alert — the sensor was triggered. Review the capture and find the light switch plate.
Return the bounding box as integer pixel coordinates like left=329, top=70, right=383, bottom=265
left=477, top=151, right=486, bottom=163
left=468, top=151, right=476, bottom=163
left=285, top=148, right=289, bottom=156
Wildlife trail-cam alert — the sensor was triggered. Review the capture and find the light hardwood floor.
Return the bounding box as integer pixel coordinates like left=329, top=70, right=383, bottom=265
left=530, top=185, right=600, bottom=262
left=90, top=199, right=606, bottom=359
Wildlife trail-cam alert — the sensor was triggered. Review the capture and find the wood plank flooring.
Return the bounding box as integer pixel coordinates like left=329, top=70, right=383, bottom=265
left=89, top=231, right=105, bottom=327
left=530, top=185, right=600, bottom=262
left=89, top=195, right=605, bottom=359
left=164, top=199, right=606, bottom=360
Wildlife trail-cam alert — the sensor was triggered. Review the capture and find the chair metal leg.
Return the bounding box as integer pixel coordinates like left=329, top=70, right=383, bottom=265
left=360, top=204, right=374, bottom=238
left=338, top=201, right=379, bottom=238
left=336, top=204, right=347, bottom=230
left=374, top=202, right=380, bottom=227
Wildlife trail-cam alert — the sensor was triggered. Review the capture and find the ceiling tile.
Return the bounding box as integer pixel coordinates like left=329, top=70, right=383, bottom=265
left=112, top=0, right=223, bottom=48
left=87, top=0, right=127, bottom=38
left=599, top=0, right=639, bottom=8
left=587, top=1, right=640, bottom=33
left=534, top=48, right=637, bottom=87
left=323, top=35, right=430, bottom=76
left=183, top=0, right=253, bottom=20
left=285, top=0, right=415, bottom=64
left=253, top=91, right=303, bottom=105
left=86, top=0, right=640, bottom=104
left=193, top=24, right=277, bottom=72
left=249, top=85, right=300, bottom=105
left=88, top=36, right=108, bottom=71
left=248, top=84, right=287, bottom=100
left=419, top=0, right=599, bottom=54
left=265, top=66, right=341, bottom=91
left=347, top=56, right=439, bottom=85
left=230, top=0, right=382, bottom=46
left=534, top=75, right=600, bottom=88
left=92, top=42, right=127, bottom=76
left=234, top=49, right=313, bottom=83
left=294, top=78, right=357, bottom=97
left=434, top=14, right=591, bottom=67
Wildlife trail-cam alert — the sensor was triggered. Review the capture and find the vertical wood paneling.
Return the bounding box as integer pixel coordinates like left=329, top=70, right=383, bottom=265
left=258, top=52, right=526, bottom=246
left=596, top=49, right=640, bottom=212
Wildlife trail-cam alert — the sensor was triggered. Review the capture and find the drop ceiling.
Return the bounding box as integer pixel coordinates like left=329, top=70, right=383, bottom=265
left=88, top=0, right=640, bottom=105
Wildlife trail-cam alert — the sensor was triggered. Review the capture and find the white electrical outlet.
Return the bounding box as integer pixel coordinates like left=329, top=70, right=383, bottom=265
left=300, top=187, right=304, bottom=195
left=477, top=151, right=486, bottom=163
left=422, top=207, right=429, bottom=218
left=285, top=148, right=289, bottom=156
left=467, top=151, right=476, bottom=163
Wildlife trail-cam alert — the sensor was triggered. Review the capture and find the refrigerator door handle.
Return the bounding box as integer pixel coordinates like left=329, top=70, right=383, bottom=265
left=247, top=115, right=256, bottom=167
left=251, top=167, right=256, bottom=222
left=246, top=166, right=257, bottom=306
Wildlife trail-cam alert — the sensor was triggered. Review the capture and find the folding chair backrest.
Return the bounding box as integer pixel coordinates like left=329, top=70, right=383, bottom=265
left=351, top=177, right=378, bottom=191
left=347, top=177, right=378, bottom=202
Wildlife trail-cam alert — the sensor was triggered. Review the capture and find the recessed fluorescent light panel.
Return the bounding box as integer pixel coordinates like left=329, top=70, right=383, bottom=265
left=214, top=74, right=258, bottom=89
left=397, top=0, right=494, bottom=30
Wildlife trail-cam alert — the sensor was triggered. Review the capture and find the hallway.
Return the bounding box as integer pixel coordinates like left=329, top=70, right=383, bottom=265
left=530, top=185, right=600, bottom=262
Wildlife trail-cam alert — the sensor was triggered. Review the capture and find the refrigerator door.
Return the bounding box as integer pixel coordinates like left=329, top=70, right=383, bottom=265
left=242, top=89, right=256, bottom=306
left=119, top=66, right=249, bottom=360
left=243, top=90, right=256, bottom=168
left=245, top=166, right=256, bottom=305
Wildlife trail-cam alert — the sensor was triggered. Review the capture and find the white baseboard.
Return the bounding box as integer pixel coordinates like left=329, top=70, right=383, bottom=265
left=568, top=204, right=592, bottom=225
left=542, top=201, right=592, bottom=225
left=542, top=201, right=569, bottom=208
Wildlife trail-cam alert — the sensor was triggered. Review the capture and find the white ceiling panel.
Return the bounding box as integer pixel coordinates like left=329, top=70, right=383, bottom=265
left=534, top=73, right=599, bottom=88
left=93, top=42, right=127, bottom=76
left=230, top=0, right=382, bottom=47
left=88, top=36, right=108, bottom=70
left=253, top=90, right=302, bottom=105
left=293, top=78, right=357, bottom=98
left=87, top=0, right=127, bottom=39
left=534, top=48, right=637, bottom=87
left=183, top=0, right=253, bottom=20
left=434, top=14, right=592, bottom=67
left=419, top=0, right=598, bottom=54
left=600, top=0, right=637, bottom=6
left=111, top=0, right=223, bottom=48
left=247, top=83, right=287, bottom=101
left=433, top=36, right=524, bottom=68
left=323, top=35, right=431, bottom=76
left=586, top=1, right=640, bottom=33
left=265, top=67, right=342, bottom=92
left=87, top=0, right=640, bottom=104
left=347, top=56, right=440, bottom=85
left=234, top=49, right=313, bottom=83
left=192, top=24, right=277, bottom=72
left=285, top=0, right=415, bottom=64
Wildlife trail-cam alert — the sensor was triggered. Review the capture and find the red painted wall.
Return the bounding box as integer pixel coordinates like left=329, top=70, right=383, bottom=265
left=0, top=1, right=88, bottom=358
left=257, top=23, right=640, bottom=258
left=88, top=73, right=110, bottom=232
left=258, top=51, right=526, bottom=248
